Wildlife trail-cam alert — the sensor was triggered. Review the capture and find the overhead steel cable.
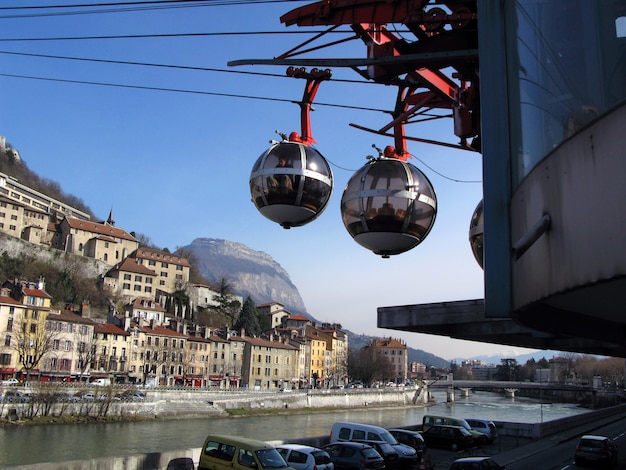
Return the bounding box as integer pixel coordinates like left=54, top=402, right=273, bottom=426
left=0, top=30, right=358, bottom=41
left=0, top=1, right=315, bottom=19
left=0, top=72, right=389, bottom=113
left=0, top=49, right=375, bottom=85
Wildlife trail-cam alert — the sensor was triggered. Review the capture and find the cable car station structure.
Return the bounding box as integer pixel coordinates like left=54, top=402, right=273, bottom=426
left=232, top=1, right=626, bottom=358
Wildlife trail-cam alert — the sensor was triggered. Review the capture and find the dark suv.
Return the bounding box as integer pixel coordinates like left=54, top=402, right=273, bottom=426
left=421, top=425, right=475, bottom=451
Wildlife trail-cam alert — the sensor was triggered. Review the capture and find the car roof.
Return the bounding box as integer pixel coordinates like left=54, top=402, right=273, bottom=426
left=453, top=457, right=494, bottom=462
left=203, top=435, right=275, bottom=450
left=580, top=435, right=609, bottom=441
left=388, top=428, right=421, bottom=434
left=278, top=444, right=320, bottom=452
left=325, top=442, right=372, bottom=449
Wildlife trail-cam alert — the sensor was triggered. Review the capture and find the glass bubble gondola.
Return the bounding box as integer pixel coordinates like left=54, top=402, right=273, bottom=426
left=469, top=199, right=484, bottom=268
left=250, top=140, right=333, bottom=229
left=341, top=157, right=437, bottom=258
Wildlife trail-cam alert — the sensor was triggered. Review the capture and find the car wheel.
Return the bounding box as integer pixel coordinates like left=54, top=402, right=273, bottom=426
left=451, top=443, right=459, bottom=451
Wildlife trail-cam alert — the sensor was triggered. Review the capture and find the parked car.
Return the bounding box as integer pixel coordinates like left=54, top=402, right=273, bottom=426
left=387, top=429, right=426, bottom=456
left=353, top=441, right=399, bottom=468
left=423, top=415, right=489, bottom=444
left=1, top=389, right=30, bottom=403
left=465, top=419, right=498, bottom=443
left=57, top=392, right=80, bottom=403
left=449, top=456, right=505, bottom=470
left=421, top=425, right=475, bottom=451
left=80, top=392, right=106, bottom=401
left=330, top=422, right=417, bottom=466
left=574, top=435, right=618, bottom=467
left=322, top=442, right=386, bottom=470
left=276, top=444, right=334, bottom=470
left=1, top=378, right=19, bottom=385
left=199, top=434, right=291, bottom=470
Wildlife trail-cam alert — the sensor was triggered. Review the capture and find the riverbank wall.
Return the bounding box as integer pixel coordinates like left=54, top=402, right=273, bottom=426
left=1, top=387, right=417, bottom=421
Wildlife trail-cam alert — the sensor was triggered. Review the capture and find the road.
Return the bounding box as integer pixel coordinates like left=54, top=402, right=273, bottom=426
left=426, top=419, right=626, bottom=469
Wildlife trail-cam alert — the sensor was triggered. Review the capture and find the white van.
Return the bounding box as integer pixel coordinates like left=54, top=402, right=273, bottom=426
left=422, top=415, right=489, bottom=444
left=91, top=378, right=112, bottom=387
left=329, top=421, right=418, bottom=465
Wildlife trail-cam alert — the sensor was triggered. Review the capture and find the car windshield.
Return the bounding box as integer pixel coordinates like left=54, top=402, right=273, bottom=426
left=379, top=431, right=398, bottom=445
left=256, top=449, right=289, bottom=469
left=312, top=451, right=331, bottom=464
left=361, top=448, right=381, bottom=459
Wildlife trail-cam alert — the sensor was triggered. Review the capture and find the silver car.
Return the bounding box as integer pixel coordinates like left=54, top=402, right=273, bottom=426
left=277, top=444, right=334, bottom=470
left=466, top=419, right=498, bottom=443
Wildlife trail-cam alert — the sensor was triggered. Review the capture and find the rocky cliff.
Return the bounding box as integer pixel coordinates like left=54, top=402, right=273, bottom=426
left=182, top=238, right=309, bottom=317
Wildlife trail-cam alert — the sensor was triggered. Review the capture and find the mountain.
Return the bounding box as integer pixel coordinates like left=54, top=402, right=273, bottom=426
left=454, top=349, right=565, bottom=366
left=182, top=238, right=310, bottom=317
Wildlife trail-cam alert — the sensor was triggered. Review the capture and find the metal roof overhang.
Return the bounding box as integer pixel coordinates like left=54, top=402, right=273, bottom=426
left=377, top=299, right=626, bottom=358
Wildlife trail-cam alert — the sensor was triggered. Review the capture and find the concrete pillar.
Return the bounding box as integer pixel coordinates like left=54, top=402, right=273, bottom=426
left=460, top=388, right=471, bottom=398
left=447, top=386, right=455, bottom=402
left=504, top=388, right=517, bottom=398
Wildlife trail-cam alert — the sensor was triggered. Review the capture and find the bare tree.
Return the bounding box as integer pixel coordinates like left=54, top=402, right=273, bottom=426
left=11, top=313, right=60, bottom=382
left=74, top=324, right=98, bottom=382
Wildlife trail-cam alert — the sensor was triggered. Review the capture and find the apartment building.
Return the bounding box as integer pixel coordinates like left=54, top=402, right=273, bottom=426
left=364, top=337, right=408, bottom=384
left=240, top=333, right=299, bottom=390
left=44, top=308, right=97, bottom=382
left=0, top=275, right=350, bottom=389
left=0, top=292, right=24, bottom=380
left=104, top=258, right=158, bottom=304
left=0, top=279, right=53, bottom=381
left=128, top=247, right=190, bottom=295
left=92, top=323, right=131, bottom=381
left=186, top=332, right=212, bottom=388
left=257, top=302, right=290, bottom=328
left=0, top=172, right=90, bottom=229
left=51, top=216, right=139, bottom=265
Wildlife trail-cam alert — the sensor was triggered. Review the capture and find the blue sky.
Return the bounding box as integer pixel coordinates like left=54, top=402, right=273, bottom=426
left=0, top=1, right=536, bottom=360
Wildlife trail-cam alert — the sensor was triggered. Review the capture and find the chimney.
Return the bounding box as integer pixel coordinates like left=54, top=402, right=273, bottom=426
left=240, top=328, right=245, bottom=338
left=81, top=300, right=91, bottom=318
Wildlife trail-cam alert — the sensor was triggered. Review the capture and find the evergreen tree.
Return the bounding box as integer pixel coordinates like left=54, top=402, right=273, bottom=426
left=234, top=296, right=261, bottom=336
left=209, top=278, right=242, bottom=327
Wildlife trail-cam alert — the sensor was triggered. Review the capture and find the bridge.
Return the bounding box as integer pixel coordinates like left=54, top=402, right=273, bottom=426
left=422, top=379, right=615, bottom=404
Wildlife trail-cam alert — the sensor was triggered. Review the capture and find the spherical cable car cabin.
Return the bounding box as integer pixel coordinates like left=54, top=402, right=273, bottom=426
left=341, top=154, right=437, bottom=258
left=250, top=139, right=333, bottom=229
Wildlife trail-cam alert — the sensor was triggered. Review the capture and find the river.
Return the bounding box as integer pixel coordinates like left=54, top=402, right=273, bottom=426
left=0, top=390, right=590, bottom=467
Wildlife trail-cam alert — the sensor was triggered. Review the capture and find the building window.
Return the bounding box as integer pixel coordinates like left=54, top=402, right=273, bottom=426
left=124, top=274, right=131, bottom=280
left=4, top=335, right=11, bottom=346
left=134, top=285, right=141, bottom=291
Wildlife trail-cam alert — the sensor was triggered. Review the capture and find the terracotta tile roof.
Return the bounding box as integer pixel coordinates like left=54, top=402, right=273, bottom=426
left=141, top=325, right=188, bottom=338
left=257, top=302, right=284, bottom=308
left=130, top=247, right=191, bottom=267
left=288, top=314, right=309, bottom=321
left=372, top=338, right=406, bottom=349
left=110, top=258, right=157, bottom=276
left=94, top=323, right=130, bottom=336
left=241, top=336, right=298, bottom=350
left=0, top=295, right=22, bottom=305
left=23, top=287, right=52, bottom=299
left=50, top=310, right=97, bottom=325
left=65, top=217, right=137, bottom=242
left=130, top=297, right=165, bottom=311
